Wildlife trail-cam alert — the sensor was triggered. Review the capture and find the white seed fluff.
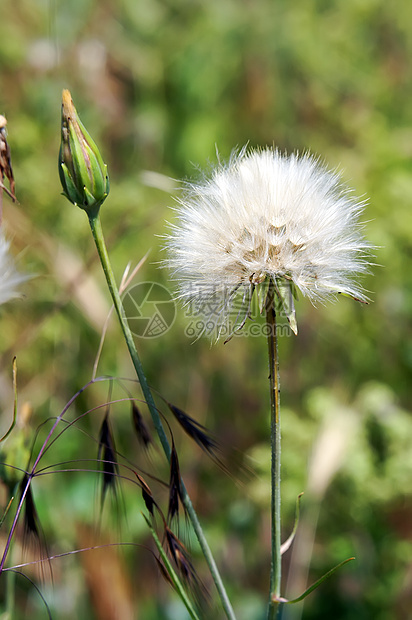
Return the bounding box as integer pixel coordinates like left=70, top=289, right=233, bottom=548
left=0, top=233, right=29, bottom=305
left=166, top=147, right=371, bottom=332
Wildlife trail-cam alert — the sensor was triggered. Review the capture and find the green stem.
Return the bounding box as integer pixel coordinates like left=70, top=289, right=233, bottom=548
left=88, top=213, right=236, bottom=620
left=266, top=281, right=282, bottom=620
left=143, top=516, right=200, bottom=620
left=5, top=555, right=16, bottom=620
left=3, top=497, right=16, bottom=620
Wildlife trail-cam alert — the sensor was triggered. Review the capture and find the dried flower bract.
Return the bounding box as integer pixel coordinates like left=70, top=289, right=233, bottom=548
left=0, top=114, right=16, bottom=202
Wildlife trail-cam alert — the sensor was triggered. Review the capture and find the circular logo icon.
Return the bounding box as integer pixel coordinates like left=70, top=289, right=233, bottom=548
left=122, top=282, right=176, bottom=338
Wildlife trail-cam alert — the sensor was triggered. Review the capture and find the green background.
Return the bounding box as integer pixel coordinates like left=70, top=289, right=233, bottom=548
left=0, top=0, right=411, bottom=618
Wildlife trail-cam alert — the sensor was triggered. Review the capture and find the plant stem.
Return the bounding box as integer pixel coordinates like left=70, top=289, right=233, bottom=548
left=5, top=538, right=16, bottom=619
left=266, top=280, right=282, bottom=620
left=144, top=516, right=200, bottom=620
left=88, top=213, right=236, bottom=620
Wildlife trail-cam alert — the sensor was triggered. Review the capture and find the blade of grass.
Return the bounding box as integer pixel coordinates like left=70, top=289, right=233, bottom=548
left=281, top=557, right=356, bottom=605
left=142, top=514, right=200, bottom=620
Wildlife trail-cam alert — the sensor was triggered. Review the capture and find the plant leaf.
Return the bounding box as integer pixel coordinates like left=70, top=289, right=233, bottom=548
left=280, top=492, right=304, bottom=555
left=277, top=556, right=355, bottom=605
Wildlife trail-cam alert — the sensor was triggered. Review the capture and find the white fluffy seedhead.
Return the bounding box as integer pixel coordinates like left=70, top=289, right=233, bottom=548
left=166, top=147, right=371, bottom=338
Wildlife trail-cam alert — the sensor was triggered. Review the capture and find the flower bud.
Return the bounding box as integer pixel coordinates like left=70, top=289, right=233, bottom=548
left=59, top=89, right=109, bottom=215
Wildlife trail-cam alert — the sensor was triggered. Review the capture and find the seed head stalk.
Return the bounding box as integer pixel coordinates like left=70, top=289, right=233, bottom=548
left=266, top=280, right=283, bottom=620
left=165, top=146, right=372, bottom=618
left=88, top=212, right=236, bottom=620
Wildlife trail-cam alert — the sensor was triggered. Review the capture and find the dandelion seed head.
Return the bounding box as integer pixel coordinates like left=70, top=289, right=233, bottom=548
left=166, top=147, right=371, bottom=337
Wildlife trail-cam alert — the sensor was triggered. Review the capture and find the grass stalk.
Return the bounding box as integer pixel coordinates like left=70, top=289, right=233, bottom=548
left=88, top=213, right=236, bottom=620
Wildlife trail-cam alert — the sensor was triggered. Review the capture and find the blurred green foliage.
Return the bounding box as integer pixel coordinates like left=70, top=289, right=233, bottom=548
left=0, top=0, right=411, bottom=618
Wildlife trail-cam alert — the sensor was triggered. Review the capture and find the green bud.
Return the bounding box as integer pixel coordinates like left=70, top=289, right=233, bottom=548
left=59, top=89, right=109, bottom=216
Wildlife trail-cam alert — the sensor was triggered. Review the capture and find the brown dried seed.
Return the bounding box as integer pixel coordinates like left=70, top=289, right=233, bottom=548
left=0, top=116, right=16, bottom=202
